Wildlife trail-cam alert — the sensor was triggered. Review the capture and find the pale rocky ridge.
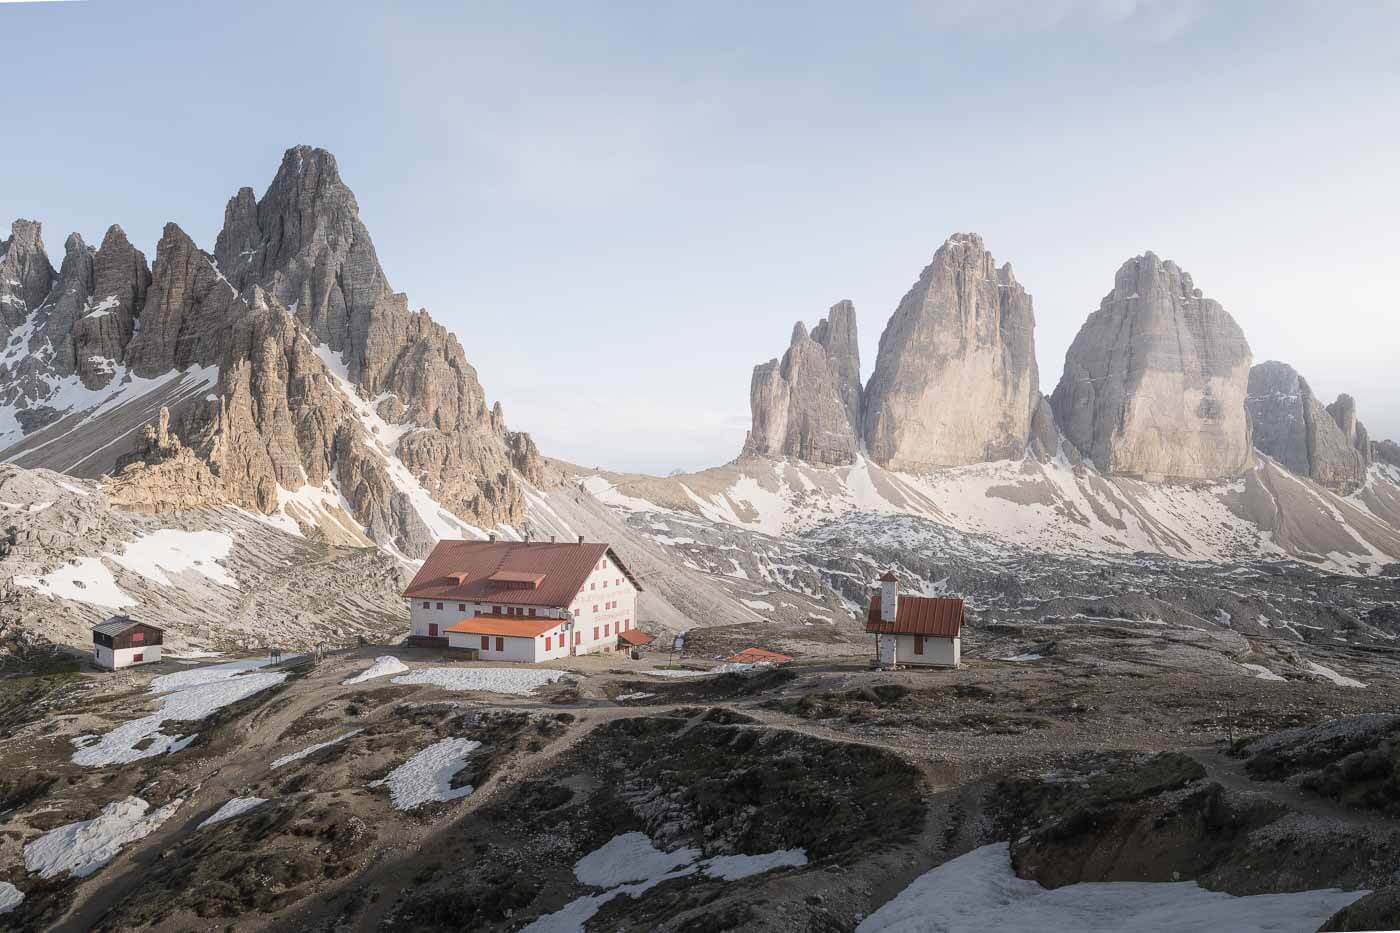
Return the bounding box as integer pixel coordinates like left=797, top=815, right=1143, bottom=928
left=0, top=147, right=544, bottom=558
left=1051, top=252, right=1254, bottom=481
left=862, top=233, right=1039, bottom=470
left=1326, top=393, right=1372, bottom=469
left=744, top=302, right=862, bottom=465
left=1246, top=361, right=1368, bottom=494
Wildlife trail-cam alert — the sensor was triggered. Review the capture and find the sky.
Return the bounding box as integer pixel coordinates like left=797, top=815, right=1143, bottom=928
left=4, top=0, right=1398, bottom=475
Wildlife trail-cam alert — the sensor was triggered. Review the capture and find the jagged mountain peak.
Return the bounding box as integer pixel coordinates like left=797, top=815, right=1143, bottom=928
left=744, top=302, right=863, bottom=467
left=0, top=147, right=543, bottom=559
left=862, top=232, right=1038, bottom=470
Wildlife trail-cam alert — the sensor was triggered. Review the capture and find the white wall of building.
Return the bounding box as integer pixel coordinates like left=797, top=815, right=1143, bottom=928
left=569, top=553, right=638, bottom=656
left=94, top=643, right=161, bottom=670
left=409, top=599, right=567, bottom=637
left=877, top=634, right=959, bottom=668
left=447, top=620, right=574, bottom=662
left=408, top=550, right=641, bottom=660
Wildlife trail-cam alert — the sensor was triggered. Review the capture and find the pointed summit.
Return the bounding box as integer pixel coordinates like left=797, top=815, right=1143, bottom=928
left=862, top=233, right=1039, bottom=469
left=744, top=302, right=863, bottom=466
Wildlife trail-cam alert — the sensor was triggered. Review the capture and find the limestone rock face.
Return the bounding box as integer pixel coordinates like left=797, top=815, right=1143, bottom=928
left=0, top=220, right=56, bottom=328
left=1376, top=440, right=1400, bottom=469
left=863, top=234, right=1038, bottom=469
left=1247, top=361, right=1365, bottom=494
left=1050, top=253, right=1253, bottom=481
left=744, top=302, right=862, bottom=466
left=74, top=225, right=149, bottom=388
left=1326, top=394, right=1372, bottom=468
left=107, top=407, right=226, bottom=513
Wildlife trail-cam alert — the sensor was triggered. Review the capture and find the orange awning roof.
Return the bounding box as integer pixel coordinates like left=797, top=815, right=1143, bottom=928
left=618, top=629, right=656, bottom=647
left=444, top=615, right=561, bottom=638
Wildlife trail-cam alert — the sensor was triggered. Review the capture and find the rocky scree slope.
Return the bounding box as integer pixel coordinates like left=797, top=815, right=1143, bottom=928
left=0, top=465, right=409, bottom=662
left=0, top=147, right=542, bottom=559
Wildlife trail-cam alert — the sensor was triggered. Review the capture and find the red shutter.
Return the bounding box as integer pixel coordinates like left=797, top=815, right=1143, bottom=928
left=604, top=624, right=610, bottom=637
left=481, top=635, right=489, bottom=650
left=593, top=627, right=599, bottom=640
left=496, top=637, right=504, bottom=651
left=545, top=635, right=552, bottom=651
left=914, top=635, right=924, bottom=655
left=429, top=623, right=438, bottom=637
left=133, top=652, right=144, bottom=663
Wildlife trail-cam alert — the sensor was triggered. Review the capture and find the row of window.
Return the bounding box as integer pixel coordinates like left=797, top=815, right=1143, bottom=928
left=587, top=577, right=624, bottom=591
left=421, top=600, right=541, bottom=618
left=472, top=619, right=634, bottom=655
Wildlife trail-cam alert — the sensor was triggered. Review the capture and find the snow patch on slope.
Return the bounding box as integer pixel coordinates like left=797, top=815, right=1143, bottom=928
left=23, top=797, right=182, bottom=879
left=855, top=842, right=1366, bottom=933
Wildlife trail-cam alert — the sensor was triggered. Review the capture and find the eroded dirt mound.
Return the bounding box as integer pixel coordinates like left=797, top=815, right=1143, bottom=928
left=991, top=749, right=1400, bottom=898
left=382, top=710, right=925, bottom=931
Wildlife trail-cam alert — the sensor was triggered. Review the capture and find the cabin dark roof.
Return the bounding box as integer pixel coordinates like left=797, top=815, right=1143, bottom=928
left=92, top=617, right=163, bottom=638
left=865, top=595, right=964, bottom=637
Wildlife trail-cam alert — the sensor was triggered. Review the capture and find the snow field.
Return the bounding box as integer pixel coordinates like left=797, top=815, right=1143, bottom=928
left=370, top=737, right=481, bottom=810
left=72, top=660, right=287, bottom=767
left=392, top=667, right=568, bottom=695
left=199, top=797, right=268, bottom=829
left=14, top=528, right=239, bottom=609
left=854, top=843, right=1366, bottom=933
left=343, top=656, right=409, bottom=685
left=523, top=832, right=808, bottom=932
left=23, top=797, right=182, bottom=880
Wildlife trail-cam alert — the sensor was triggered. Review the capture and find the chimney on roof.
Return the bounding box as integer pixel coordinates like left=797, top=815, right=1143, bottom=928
left=879, top=571, right=899, bottom=623
left=577, top=534, right=584, bottom=544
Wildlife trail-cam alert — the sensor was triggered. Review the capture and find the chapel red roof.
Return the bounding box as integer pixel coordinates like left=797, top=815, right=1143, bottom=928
left=618, top=629, right=656, bottom=647
left=403, top=540, right=643, bottom=606
left=865, top=595, right=964, bottom=637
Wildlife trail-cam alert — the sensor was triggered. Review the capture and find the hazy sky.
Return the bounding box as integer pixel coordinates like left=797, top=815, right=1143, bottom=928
left=5, top=0, right=1398, bottom=474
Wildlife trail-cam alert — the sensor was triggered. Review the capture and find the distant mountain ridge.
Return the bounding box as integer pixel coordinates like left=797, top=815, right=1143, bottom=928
left=0, top=146, right=542, bottom=558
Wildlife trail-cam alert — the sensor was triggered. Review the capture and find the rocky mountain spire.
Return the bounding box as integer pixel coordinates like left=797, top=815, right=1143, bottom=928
left=0, top=220, right=57, bottom=330
left=1, top=146, right=542, bottom=557
left=1247, top=361, right=1366, bottom=494
left=73, top=225, right=151, bottom=388
left=862, top=233, right=1039, bottom=469
left=744, top=302, right=863, bottom=466
left=1326, top=394, right=1372, bottom=469
left=1050, top=252, right=1253, bottom=481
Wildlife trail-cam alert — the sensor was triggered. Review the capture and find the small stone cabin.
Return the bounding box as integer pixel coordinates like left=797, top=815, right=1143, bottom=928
left=865, top=571, right=963, bottom=668
left=402, top=536, right=645, bottom=663
left=92, top=616, right=164, bottom=670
